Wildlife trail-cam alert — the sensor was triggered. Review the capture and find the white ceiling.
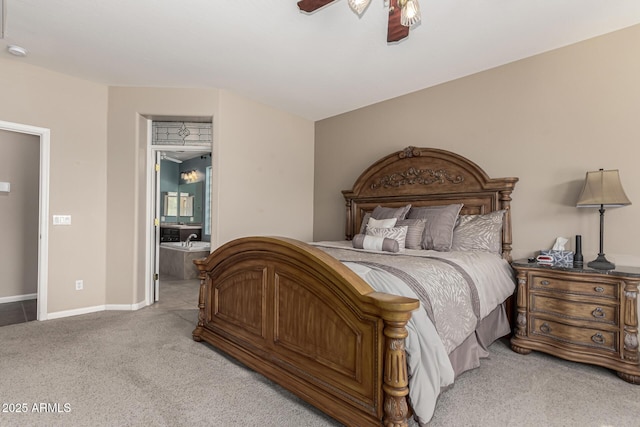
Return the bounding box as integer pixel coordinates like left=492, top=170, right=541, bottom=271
left=2, top=0, right=640, bottom=121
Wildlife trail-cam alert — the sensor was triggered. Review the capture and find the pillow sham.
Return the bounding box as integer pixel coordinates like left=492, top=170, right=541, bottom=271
left=451, top=210, right=505, bottom=255
left=367, top=217, right=397, bottom=229
left=396, top=218, right=427, bottom=250
left=358, top=204, right=411, bottom=234
left=352, top=234, right=400, bottom=253
left=359, top=213, right=372, bottom=235
left=366, top=225, right=408, bottom=250
left=406, top=203, right=463, bottom=251
left=371, top=204, right=411, bottom=220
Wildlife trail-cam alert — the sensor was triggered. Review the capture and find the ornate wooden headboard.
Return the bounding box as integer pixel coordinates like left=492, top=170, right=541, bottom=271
left=342, top=146, right=519, bottom=261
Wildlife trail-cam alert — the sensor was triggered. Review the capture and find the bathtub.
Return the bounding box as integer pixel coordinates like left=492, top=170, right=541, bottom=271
left=161, top=241, right=211, bottom=252
left=160, top=241, right=211, bottom=279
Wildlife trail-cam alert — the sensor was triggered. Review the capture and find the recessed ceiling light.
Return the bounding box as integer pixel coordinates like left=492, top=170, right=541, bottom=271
left=7, top=45, right=27, bottom=57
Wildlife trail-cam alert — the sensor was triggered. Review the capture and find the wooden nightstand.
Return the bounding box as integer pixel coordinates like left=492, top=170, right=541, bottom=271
left=510, top=260, right=640, bottom=384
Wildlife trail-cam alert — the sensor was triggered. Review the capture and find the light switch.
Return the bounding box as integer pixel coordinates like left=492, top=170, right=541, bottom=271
left=53, top=215, right=72, bottom=225
left=0, top=182, right=10, bottom=192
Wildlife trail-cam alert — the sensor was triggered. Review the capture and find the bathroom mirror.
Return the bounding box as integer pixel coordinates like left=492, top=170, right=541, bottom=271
left=158, top=150, right=209, bottom=240
left=163, top=192, right=194, bottom=217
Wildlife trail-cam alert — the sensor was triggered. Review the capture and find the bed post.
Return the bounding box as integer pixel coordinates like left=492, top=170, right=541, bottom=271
left=192, top=259, right=207, bottom=342
left=381, top=309, right=413, bottom=427
left=499, top=188, right=515, bottom=262
left=345, top=198, right=354, bottom=240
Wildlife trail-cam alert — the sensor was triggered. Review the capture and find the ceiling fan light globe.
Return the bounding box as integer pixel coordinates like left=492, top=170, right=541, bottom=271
left=401, top=0, right=421, bottom=26
left=348, top=0, right=371, bottom=15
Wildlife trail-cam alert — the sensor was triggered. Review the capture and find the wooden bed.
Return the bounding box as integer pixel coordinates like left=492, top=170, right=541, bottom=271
left=192, top=146, right=518, bottom=426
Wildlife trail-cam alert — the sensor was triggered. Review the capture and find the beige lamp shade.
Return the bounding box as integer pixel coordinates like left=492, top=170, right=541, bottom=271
left=576, top=169, right=631, bottom=208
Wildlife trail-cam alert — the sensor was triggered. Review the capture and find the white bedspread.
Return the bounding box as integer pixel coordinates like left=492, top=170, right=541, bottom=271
left=311, top=241, right=516, bottom=424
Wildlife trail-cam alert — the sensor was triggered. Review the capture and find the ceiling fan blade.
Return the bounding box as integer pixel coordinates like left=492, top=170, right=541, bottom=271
left=387, top=0, right=410, bottom=42
left=297, top=0, right=337, bottom=13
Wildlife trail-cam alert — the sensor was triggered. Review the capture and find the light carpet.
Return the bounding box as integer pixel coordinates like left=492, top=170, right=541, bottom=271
left=0, top=279, right=638, bottom=426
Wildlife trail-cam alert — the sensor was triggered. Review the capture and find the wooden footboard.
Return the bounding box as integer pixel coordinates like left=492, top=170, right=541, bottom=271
left=192, top=236, right=419, bottom=426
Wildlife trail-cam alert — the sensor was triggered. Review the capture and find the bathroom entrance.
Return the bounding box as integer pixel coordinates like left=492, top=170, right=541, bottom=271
left=147, top=119, right=213, bottom=305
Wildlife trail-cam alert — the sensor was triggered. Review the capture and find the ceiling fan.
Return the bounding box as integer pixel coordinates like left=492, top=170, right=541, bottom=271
left=297, top=0, right=421, bottom=42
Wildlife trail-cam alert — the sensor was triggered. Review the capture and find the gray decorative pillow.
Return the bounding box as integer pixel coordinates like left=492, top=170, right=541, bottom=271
left=352, top=234, right=400, bottom=253
left=451, top=210, right=505, bottom=255
left=406, top=204, right=463, bottom=251
left=396, top=218, right=427, bottom=250
left=359, top=213, right=372, bottom=235
left=372, top=204, right=411, bottom=220
left=366, top=226, right=408, bottom=250
left=359, top=204, right=411, bottom=234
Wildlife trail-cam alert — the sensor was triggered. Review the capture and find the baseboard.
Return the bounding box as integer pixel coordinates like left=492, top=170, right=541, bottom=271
left=47, top=301, right=148, bottom=320
left=47, top=305, right=106, bottom=320
left=0, top=293, right=37, bottom=304
left=106, top=301, right=147, bottom=311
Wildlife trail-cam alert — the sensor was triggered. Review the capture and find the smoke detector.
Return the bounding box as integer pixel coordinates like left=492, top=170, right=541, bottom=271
left=7, top=45, right=27, bottom=56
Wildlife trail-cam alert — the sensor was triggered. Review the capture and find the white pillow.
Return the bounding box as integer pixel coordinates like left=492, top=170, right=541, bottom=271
left=367, top=217, right=397, bottom=229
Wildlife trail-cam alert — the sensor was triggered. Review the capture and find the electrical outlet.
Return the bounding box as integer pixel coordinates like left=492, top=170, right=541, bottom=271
left=75, top=280, right=83, bottom=290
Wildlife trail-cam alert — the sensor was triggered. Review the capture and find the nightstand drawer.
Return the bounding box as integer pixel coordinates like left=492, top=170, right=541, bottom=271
left=511, top=260, right=640, bottom=384
left=530, top=275, right=618, bottom=299
left=530, top=295, right=618, bottom=326
left=530, top=317, right=617, bottom=352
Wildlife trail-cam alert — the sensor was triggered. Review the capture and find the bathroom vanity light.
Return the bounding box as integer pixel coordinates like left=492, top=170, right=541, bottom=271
left=181, top=170, right=198, bottom=183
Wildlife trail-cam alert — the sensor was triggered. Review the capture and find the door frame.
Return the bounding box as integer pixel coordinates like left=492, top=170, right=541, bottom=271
left=145, top=134, right=212, bottom=305
left=0, top=120, right=50, bottom=320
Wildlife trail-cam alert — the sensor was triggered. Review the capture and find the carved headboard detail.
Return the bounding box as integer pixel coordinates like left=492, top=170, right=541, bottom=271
left=342, top=146, right=519, bottom=261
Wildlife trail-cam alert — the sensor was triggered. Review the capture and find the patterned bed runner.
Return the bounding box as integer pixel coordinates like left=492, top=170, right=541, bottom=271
left=316, top=245, right=481, bottom=353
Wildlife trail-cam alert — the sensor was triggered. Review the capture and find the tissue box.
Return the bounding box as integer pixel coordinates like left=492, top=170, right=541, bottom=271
left=539, top=250, right=574, bottom=265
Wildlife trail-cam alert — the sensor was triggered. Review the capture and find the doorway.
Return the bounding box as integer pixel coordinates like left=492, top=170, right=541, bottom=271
left=0, top=120, right=50, bottom=322
left=150, top=149, right=212, bottom=305
left=145, top=118, right=213, bottom=306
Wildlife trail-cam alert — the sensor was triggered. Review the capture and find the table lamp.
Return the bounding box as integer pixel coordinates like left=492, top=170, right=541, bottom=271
left=576, top=169, right=631, bottom=270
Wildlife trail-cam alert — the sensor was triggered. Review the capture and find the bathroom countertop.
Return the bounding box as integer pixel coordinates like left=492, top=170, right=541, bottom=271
left=160, top=224, right=202, bottom=229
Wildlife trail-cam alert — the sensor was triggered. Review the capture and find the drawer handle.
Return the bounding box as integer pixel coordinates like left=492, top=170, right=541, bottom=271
left=540, top=323, right=551, bottom=334
left=594, top=286, right=605, bottom=293
left=540, top=280, right=550, bottom=286
left=591, top=333, right=605, bottom=345
left=592, top=307, right=606, bottom=319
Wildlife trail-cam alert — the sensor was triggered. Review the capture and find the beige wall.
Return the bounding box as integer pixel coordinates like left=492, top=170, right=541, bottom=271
left=0, top=60, right=314, bottom=314
left=107, top=87, right=220, bottom=305
left=216, top=90, right=315, bottom=245
left=106, top=87, right=315, bottom=306
left=0, top=130, right=39, bottom=298
left=0, top=57, right=109, bottom=313
left=314, top=24, right=640, bottom=266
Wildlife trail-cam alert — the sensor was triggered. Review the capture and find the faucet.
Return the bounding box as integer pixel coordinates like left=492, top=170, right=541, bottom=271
left=184, top=233, right=198, bottom=247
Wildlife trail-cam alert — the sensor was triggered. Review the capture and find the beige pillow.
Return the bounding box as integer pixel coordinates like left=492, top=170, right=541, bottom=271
left=407, top=204, right=463, bottom=251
